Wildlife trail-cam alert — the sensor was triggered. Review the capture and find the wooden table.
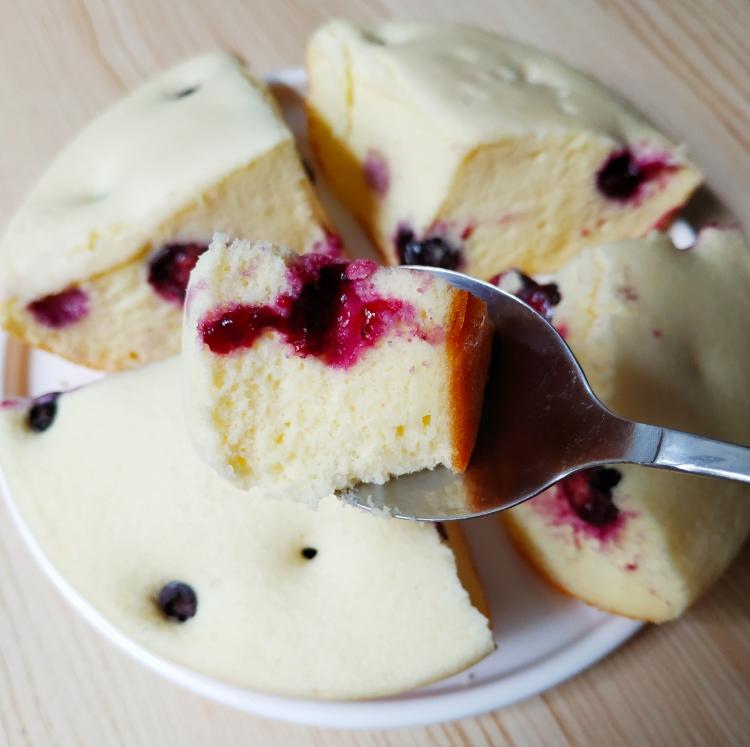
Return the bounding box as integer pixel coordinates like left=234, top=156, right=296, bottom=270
left=0, top=1, right=748, bottom=744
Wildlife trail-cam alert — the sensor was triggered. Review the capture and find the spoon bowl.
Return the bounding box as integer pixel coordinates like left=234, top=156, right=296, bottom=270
left=342, top=267, right=750, bottom=521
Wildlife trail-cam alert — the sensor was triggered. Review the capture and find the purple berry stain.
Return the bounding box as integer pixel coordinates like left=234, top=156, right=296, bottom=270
left=148, top=242, right=208, bottom=304
left=532, top=466, right=629, bottom=544
left=363, top=149, right=390, bottom=196
left=157, top=581, right=197, bottom=622
left=27, top=288, right=89, bottom=329
left=596, top=147, right=677, bottom=202
left=27, top=392, right=60, bottom=433
left=199, top=255, right=430, bottom=368
left=560, top=467, right=622, bottom=527
left=395, top=226, right=462, bottom=270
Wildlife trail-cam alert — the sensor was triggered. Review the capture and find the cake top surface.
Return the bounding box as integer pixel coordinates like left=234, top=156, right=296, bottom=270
left=0, top=52, right=291, bottom=302
left=553, top=227, right=750, bottom=442
left=0, top=358, right=493, bottom=698
left=309, top=20, right=686, bottom=151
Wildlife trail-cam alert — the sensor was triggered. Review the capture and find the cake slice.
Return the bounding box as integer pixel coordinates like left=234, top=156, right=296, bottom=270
left=502, top=228, right=750, bottom=621
left=306, top=21, right=702, bottom=279
left=183, top=236, right=492, bottom=501
left=0, top=359, right=493, bottom=698
left=0, top=52, right=338, bottom=371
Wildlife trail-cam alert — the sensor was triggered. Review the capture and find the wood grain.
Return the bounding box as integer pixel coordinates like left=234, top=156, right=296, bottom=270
left=0, top=1, right=748, bottom=745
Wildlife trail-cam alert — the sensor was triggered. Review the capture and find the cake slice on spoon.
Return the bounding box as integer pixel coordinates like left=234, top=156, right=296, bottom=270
left=182, top=235, right=493, bottom=503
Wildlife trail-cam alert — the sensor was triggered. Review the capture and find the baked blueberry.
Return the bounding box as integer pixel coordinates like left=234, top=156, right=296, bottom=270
left=157, top=581, right=198, bottom=622
left=27, top=392, right=60, bottom=433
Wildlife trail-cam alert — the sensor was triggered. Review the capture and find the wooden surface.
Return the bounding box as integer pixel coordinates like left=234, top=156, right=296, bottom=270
left=0, top=1, right=749, bottom=745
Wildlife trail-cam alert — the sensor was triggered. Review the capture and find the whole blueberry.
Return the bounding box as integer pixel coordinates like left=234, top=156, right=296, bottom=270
left=157, top=581, right=198, bottom=622
left=27, top=392, right=60, bottom=433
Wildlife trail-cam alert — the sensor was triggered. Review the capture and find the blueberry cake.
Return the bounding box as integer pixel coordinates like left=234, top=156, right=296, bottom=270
left=183, top=236, right=492, bottom=501
left=0, top=359, right=493, bottom=698
left=306, top=21, right=702, bottom=279
left=0, top=52, right=337, bottom=371
left=502, top=228, right=750, bottom=621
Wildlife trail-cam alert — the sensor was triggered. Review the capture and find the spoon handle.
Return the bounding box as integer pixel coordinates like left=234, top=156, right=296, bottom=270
left=635, top=425, right=750, bottom=484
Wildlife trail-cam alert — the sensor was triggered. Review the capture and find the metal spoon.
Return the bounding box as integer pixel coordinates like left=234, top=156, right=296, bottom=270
left=342, top=267, right=750, bottom=521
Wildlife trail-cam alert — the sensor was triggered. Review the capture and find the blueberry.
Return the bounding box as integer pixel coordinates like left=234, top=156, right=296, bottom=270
left=147, top=242, right=208, bottom=304
left=27, top=287, right=89, bottom=329
left=301, top=547, right=318, bottom=560
left=559, top=467, right=622, bottom=527
left=517, top=273, right=561, bottom=322
left=27, top=393, right=60, bottom=433
left=173, top=85, right=199, bottom=99
left=396, top=228, right=462, bottom=270
left=589, top=467, right=622, bottom=493
left=493, top=270, right=561, bottom=321
left=596, top=150, right=643, bottom=200
left=157, top=581, right=198, bottom=622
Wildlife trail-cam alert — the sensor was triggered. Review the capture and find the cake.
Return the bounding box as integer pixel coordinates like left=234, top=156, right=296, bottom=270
left=0, top=52, right=338, bottom=371
left=183, top=236, right=493, bottom=502
left=306, top=21, right=702, bottom=279
left=0, top=359, right=494, bottom=698
left=502, top=228, right=750, bottom=621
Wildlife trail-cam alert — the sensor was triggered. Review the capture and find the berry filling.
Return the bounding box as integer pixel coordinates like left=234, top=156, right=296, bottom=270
left=27, top=288, right=89, bottom=329
left=491, top=270, right=561, bottom=321
left=157, top=581, right=198, bottom=622
left=27, top=392, right=60, bottom=433
left=148, top=242, right=208, bottom=304
left=363, top=149, right=390, bottom=195
left=596, top=148, right=677, bottom=202
left=558, top=467, right=622, bottom=527
left=199, top=255, right=424, bottom=368
left=395, top=227, right=462, bottom=270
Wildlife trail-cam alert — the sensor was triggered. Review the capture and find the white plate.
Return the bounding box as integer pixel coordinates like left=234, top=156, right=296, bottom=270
left=0, top=67, right=644, bottom=730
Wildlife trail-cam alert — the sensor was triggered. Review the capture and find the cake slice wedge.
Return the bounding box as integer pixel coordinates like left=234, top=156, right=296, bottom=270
left=0, top=52, right=338, bottom=371
left=0, top=360, right=493, bottom=698
left=306, top=20, right=702, bottom=279
left=183, top=236, right=493, bottom=502
left=502, top=228, right=750, bottom=621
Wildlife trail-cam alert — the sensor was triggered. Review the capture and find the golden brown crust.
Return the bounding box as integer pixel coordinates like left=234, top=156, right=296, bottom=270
left=439, top=521, right=492, bottom=622
left=446, top=291, right=493, bottom=471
